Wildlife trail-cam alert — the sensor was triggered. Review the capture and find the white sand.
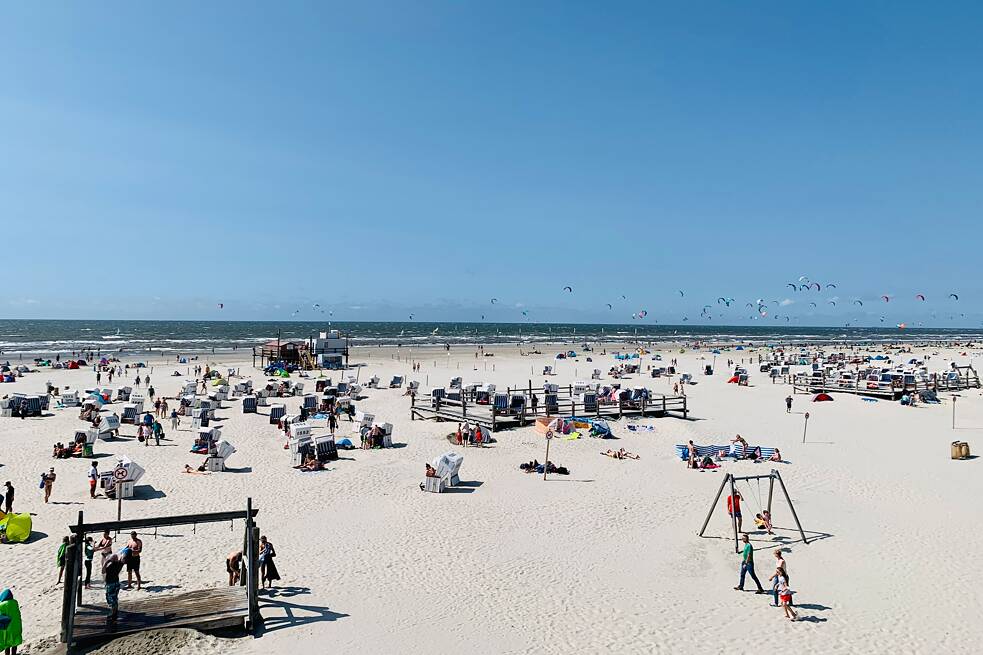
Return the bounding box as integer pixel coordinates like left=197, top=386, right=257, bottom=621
left=3, top=344, right=983, bottom=654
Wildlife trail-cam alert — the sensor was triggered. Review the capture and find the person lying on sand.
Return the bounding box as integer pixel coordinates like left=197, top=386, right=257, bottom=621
left=183, top=464, right=209, bottom=474
left=768, top=448, right=783, bottom=462
left=299, top=455, right=323, bottom=472
left=602, top=448, right=640, bottom=460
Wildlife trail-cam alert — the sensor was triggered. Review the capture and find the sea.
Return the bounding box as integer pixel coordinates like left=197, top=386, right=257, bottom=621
left=1, top=320, right=983, bottom=358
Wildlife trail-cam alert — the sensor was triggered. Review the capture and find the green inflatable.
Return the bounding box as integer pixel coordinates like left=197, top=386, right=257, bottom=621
left=0, top=589, right=23, bottom=652
left=0, top=512, right=32, bottom=543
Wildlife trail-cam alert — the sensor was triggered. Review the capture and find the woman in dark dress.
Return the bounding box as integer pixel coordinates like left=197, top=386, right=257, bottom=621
left=259, top=535, right=281, bottom=588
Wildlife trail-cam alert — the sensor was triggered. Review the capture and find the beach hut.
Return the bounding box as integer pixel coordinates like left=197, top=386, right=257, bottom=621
left=423, top=452, right=464, bottom=493
left=100, top=457, right=145, bottom=499
left=205, top=440, right=236, bottom=472
left=242, top=395, right=257, bottom=413
left=121, top=404, right=140, bottom=424
left=288, top=421, right=311, bottom=440
left=60, top=390, right=80, bottom=407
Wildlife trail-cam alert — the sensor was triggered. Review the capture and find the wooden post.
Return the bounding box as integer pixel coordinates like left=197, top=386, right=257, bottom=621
left=698, top=473, right=730, bottom=538
left=60, top=541, right=79, bottom=645
left=75, top=510, right=84, bottom=607
left=249, top=525, right=260, bottom=630
left=729, top=475, right=741, bottom=553
left=767, top=475, right=775, bottom=515
left=543, top=431, right=552, bottom=481
left=774, top=470, right=809, bottom=546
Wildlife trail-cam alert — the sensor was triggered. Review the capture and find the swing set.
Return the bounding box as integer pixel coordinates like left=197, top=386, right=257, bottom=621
left=698, top=469, right=808, bottom=553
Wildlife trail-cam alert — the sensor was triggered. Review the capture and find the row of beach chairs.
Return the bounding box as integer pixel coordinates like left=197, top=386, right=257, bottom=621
left=674, top=443, right=777, bottom=461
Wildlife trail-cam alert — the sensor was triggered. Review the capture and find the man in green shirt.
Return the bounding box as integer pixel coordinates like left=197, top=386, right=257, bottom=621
left=735, top=533, right=766, bottom=593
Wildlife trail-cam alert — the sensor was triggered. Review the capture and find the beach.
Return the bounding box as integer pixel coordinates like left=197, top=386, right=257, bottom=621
left=3, top=341, right=983, bottom=654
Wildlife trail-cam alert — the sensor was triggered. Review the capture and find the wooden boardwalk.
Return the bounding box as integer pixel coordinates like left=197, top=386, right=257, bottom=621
left=792, top=366, right=981, bottom=399
left=73, top=586, right=249, bottom=645
left=411, top=385, right=689, bottom=431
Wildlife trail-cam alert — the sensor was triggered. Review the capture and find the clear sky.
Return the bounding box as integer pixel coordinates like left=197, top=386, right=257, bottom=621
left=2, top=1, right=981, bottom=326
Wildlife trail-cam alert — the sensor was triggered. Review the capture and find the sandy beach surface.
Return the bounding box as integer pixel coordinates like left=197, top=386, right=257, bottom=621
left=3, top=343, right=983, bottom=654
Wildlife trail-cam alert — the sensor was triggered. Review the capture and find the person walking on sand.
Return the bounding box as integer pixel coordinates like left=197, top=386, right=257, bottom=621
left=125, top=532, right=143, bottom=590
left=777, top=571, right=797, bottom=621
left=328, top=411, right=337, bottom=436
left=3, top=481, right=13, bottom=514
left=769, top=549, right=789, bottom=607
left=88, top=461, right=99, bottom=499
left=785, top=395, right=793, bottom=413
left=687, top=440, right=698, bottom=469
left=726, top=490, right=743, bottom=533
left=735, top=534, right=766, bottom=594
left=43, top=468, right=56, bottom=503
left=170, top=408, right=179, bottom=431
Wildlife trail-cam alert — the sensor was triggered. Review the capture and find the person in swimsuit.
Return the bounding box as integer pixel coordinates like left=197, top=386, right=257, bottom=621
left=125, top=532, right=143, bottom=590
left=227, top=551, right=243, bottom=586
left=95, top=530, right=113, bottom=572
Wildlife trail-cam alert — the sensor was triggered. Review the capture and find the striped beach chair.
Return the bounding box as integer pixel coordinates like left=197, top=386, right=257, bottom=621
left=583, top=392, right=598, bottom=414
left=269, top=404, right=286, bottom=424
left=242, top=396, right=257, bottom=413
left=544, top=393, right=559, bottom=416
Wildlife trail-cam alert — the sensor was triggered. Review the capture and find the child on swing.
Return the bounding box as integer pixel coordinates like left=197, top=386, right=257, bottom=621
left=753, top=510, right=774, bottom=535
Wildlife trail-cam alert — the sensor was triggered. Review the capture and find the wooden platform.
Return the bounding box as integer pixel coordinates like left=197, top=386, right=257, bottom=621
left=72, top=586, right=249, bottom=645
left=411, top=386, right=689, bottom=431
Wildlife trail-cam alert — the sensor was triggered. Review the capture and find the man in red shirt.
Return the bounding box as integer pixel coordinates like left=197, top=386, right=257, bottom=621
left=726, top=491, right=743, bottom=533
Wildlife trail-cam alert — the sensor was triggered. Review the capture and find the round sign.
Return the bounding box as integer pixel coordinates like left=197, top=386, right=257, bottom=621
left=546, top=430, right=554, bottom=440
left=113, top=466, right=127, bottom=481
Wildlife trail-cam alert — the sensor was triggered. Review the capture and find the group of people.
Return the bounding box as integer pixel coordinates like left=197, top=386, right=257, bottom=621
left=601, top=448, right=640, bottom=460
left=225, top=535, right=280, bottom=588
left=136, top=416, right=165, bottom=446
left=53, top=529, right=144, bottom=624
left=684, top=438, right=782, bottom=469
left=454, top=422, right=486, bottom=447
left=735, top=534, right=798, bottom=621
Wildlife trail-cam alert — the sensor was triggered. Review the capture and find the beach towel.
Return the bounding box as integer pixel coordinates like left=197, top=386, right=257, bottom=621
left=627, top=425, right=655, bottom=432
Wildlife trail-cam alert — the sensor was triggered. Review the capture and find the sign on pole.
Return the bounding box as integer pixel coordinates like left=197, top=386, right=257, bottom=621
left=543, top=430, right=553, bottom=480
left=114, top=465, right=127, bottom=527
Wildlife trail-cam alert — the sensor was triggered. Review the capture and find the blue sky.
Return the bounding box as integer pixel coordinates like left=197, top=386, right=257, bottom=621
left=2, top=1, right=981, bottom=326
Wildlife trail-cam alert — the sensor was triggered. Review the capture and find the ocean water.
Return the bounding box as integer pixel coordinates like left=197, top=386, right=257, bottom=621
left=1, top=320, right=983, bottom=357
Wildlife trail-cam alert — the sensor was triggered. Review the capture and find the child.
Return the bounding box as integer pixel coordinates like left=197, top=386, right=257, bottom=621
left=777, top=574, right=797, bottom=621
left=754, top=514, right=767, bottom=531
left=762, top=509, right=774, bottom=535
